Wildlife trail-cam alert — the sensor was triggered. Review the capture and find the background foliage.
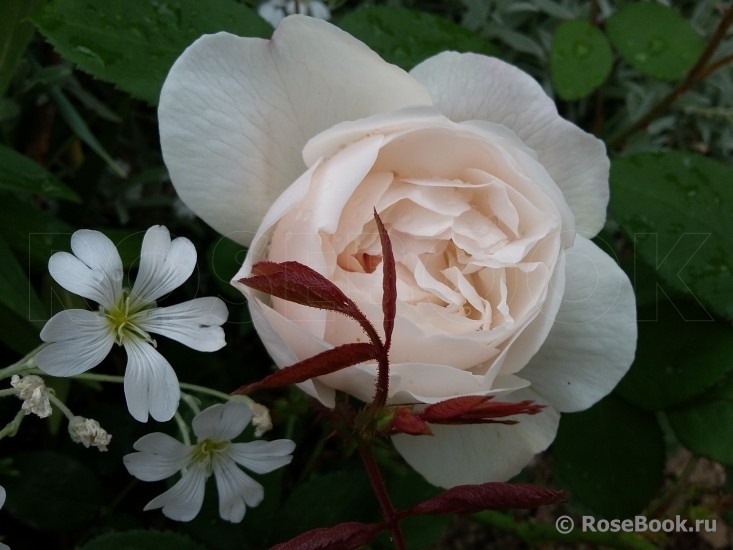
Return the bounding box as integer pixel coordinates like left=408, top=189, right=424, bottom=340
left=0, top=0, right=732, bottom=548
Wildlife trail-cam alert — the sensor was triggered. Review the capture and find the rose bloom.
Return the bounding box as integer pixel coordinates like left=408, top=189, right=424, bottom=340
left=160, top=16, right=636, bottom=487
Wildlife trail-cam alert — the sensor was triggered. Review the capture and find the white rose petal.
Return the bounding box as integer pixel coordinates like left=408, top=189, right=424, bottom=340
left=160, top=16, right=637, bottom=488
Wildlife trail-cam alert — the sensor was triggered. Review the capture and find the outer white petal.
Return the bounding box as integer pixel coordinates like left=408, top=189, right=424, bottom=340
left=519, top=237, right=636, bottom=412
left=37, top=310, right=115, bottom=376
left=192, top=401, right=252, bottom=442
left=392, top=389, right=559, bottom=487
left=49, top=229, right=123, bottom=308
left=144, top=467, right=207, bottom=522
left=0, top=485, right=5, bottom=508
left=123, top=339, right=180, bottom=422
left=130, top=226, right=197, bottom=305
left=124, top=433, right=191, bottom=481
left=136, top=297, right=228, bottom=352
left=410, top=53, right=609, bottom=237
left=159, top=15, right=433, bottom=246
left=227, top=440, right=295, bottom=474
left=213, top=457, right=265, bottom=522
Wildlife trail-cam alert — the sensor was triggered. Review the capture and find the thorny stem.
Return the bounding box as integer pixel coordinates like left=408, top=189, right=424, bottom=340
left=359, top=441, right=406, bottom=550
left=372, top=351, right=390, bottom=409
left=608, top=7, right=733, bottom=148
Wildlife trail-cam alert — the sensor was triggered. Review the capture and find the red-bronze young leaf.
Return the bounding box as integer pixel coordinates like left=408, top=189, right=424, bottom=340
left=239, top=261, right=382, bottom=348
left=389, top=406, right=433, bottom=436
left=232, top=342, right=380, bottom=395
left=420, top=395, right=545, bottom=424
left=373, top=209, right=396, bottom=352
left=406, top=483, right=566, bottom=516
left=269, top=521, right=386, bottom=550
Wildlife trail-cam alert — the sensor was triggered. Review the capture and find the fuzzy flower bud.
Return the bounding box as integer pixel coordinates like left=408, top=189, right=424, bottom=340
left=11, top=374, right=52, bottom=418
left=68, top=416, right=112, bottom=452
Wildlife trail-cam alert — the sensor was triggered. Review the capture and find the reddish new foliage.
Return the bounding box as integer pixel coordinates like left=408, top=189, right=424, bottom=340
left=421, top=395, right=545, bottom=425
left=269, top=521, right=386, bottom=550
left=389, top=406, right=432, bottom=435
left=406, top=482, right=566, bottom=516
left=232, top=342, right=380, bottom=395
left=239, top=261, right=381, bottom=347
left=373, top=209, right=396, bottom=353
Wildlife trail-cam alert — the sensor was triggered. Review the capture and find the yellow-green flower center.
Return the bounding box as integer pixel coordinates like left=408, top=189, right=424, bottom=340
left=103, top=292, right=151, bottom=345
left=191, top=438, right=230, bottom=474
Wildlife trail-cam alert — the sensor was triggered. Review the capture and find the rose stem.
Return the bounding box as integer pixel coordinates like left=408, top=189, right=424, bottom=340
left=359, top=440, right=406, bottom=550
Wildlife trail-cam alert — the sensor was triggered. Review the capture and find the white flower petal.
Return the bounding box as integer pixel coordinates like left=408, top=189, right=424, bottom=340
left=410, top=53, right=609, bottom=237
left=159, top=16, right=432, bottom=246
left=36, top=310, right=115, bottom=376
left=213, top=457, right=264, bottom=522
left=124, top=433, right=191, bottom=481
left=144, top=467, right=207, bottom=522
left=227, top=440, right=295, bottom=474
left=130, top=226, right=196, bottom=305
left=136, top=297, right=228, bottom=352
left=258, top=1, right=285, bottom=27
left=520, top=237, right=636, bottom=412
left=123, top=339, right=180, bottom=422
left=392, top=389, right=559, bottom=487
left=0, top=485, right=5, bottom=508
left=49, top=232, right=124, bottom=309
left=192, top=401, right=251, bottom=441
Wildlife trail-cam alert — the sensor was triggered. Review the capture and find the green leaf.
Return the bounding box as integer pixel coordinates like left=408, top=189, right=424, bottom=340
left=550, top=19, right=612, bottom=100
left=338, top=6, right=499, bottom=71
left=78, top=530, right=206, bottom=550
left=616, top=300, right=733, bottom=411
left=0, top=0, right=46, bottom=97
left=0, top=194, right=72, bottom=268
left=48, top=85, right=127, bottom=177
left=33, top=0, right=272, bottom=105
left=0, top=304, right=44, bottom=354
left=274, top=470, right=378, bottom=543
left=606, top=3, right=704, bottom=81
left=667, top=374, right=733, bottom=466
left=609, top=152, right=733, bottom=320
left=0, top=144, right=80, bottom=201
left=0, top=234, right=46, bottom=327
left=1, top=450, right=103, bottom=530
left=552, top=395, right=664, bottom=518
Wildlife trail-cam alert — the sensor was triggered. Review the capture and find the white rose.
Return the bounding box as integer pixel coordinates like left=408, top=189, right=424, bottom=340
left=159, top=16, right=636, bottom=488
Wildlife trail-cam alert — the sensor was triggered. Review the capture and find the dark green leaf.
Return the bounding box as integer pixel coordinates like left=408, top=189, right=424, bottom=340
left=0, top=195, right=73, bottom=268
left=0, top=304, right=43, bottom=354
left=78, top=530, right=206, bottom=550
left=338, top=6, right=498, bottom=71
left=0, top=0, right=46, bottom=97
left=274, top=470, right=378, bottom=542
left=552, top=395, right=664, bottom=518
left=667, top=374, right=733, bottom=466
left=0, top=144, right=80, bottom=201
left=1, top=450, right=103, bottom=530
left=207, top=236, right=248, bottom=301
left=33, top=0, right=272, bottom=105
left=616, top=300, right=733, bottom=410
left=606, top=3, right=704, bottom=80
left=551, top=19, right=612, bottom=100
left=0, top=234, right=46, bottom=327
left=609, top=152, right=733, bottom=320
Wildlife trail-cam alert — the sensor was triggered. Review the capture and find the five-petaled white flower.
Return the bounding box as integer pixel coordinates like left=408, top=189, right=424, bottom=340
left=123, top=401, right=295, bottom=523
left=36, top=226, right=229, bottom=422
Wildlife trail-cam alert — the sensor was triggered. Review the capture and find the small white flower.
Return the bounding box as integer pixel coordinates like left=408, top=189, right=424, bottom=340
left=69, top=416, right=112, bottom=451
left=249, top=402, right=272, bottom=437
left=124, top=401, right=295, bottom=522
left=10, top=375, right=51, bottom=418
left=258, top=0, right=330, bottom=27
left=36, top=226, right=229, bottom=422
